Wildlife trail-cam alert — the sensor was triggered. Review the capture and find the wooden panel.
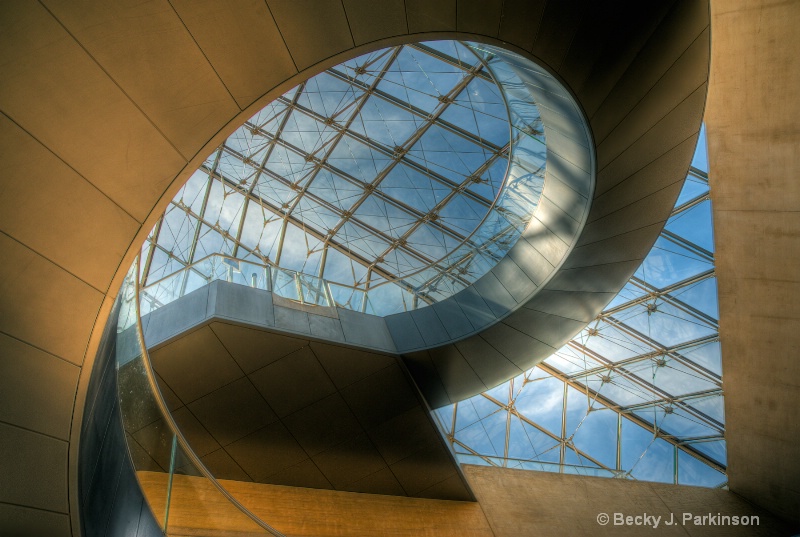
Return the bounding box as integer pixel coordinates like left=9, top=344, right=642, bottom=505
left=139, top=471, right=493, bottom=537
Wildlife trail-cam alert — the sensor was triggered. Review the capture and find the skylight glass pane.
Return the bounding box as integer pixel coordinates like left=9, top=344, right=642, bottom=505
left=665, top=200, right=715, bottom=253
left=439, top=135, right=726, bottom=486
left=691, top=123, right=709, bottom=172
left=143, top=40, right=556, bottom=315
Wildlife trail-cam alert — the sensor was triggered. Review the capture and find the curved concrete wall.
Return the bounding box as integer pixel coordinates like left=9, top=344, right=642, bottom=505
left=0, top=1, right=709, bottom=534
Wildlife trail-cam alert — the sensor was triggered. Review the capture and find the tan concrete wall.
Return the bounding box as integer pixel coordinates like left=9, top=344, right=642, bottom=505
left=704, top=0, right=800, bottom=524
left=138, top=466, right=793, bottom=536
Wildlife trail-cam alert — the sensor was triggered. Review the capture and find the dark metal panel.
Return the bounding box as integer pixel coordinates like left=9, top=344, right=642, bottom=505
left=531, top=0, right=591, bottom=71
left=266, top=459, right=334, bottom=490
left=78, top=299, right=161, bottom=537
left=249, top=346, right=337, bottom=418
left=149, top=326, right=244, bottom=404
left=432, top=300, right=475, bottom=341
left=544, top=259, right=643, bottom=293
left=187, top=377, right=278, bottom=446
left=535, top=195, right=582, bottom=247
left=340, top=363, right=421, bottom=430
left=404, top=0, right=456, bottom=33
left=452, top=286, right=497, bottom=330
left=341, top=467, right=406, bottom=496
left=273, top=304, right=311, bottom=335
left=591, top=133, right=699, bottom=221
left=339, top=308, right=396, bottom=351
left=385, top=311, right=427, bottom=350
left=169, top=405, right=222, bottom=459
left=456, top=0, right=503, bottom=37
left=210, top=321, right=309, bottom=375
left=490, top=257, right=537, bottom=303
left=409, top=305, right=452, bottom=348
left=498, top=0, right=547, bottom=52
left=428, top=344, right=487, bottom=402
left=80, top=340, right=120, bottom=503
left=478, top=322, right=556, bottom=370
left=309, top=341, right=396, bottom=390
left=103, top=452, right=145, bottom=537
left=200, top=449, right=252, bottom=482
left=544, top=149, right=593, bottom=198
left=577, top=181, right=684, bottom=246
left=564, top=222, right=664, bottom=269
left=388, top=441, right=460, bottom=496
left=589, top=0, right=709, bottom=142
left=572, top=1, right=677, bottom=116
left=312, top=433, right=387, bottom=489
left=596, top=27, right=710, bottom=169
left=283, top=393, right=362, bottom=456
left=142, top=284, right=210, bottom=348
left=366, top=407, right=438, bottom=465
left=225, top=421, right=309, bottom=481
left=454, top=335, right=523, bottom=389
left=506, top=236, right=555, bottom=286
left=520, top=218, right=570, bottom=267
left=213, top=280, right=274, bottom=327
left=523, top=289, right=616, bottom=323
left=402, top=350, right=451, bottom=408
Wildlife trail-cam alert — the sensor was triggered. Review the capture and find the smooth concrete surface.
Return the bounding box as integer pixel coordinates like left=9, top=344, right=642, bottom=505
left=135, top=466, right=792, bottom=537
left=705, top=0, right=800, bottom=525
left=0, top=1, right=755, bottom=534
left=464, top=465, right=795, bottom=536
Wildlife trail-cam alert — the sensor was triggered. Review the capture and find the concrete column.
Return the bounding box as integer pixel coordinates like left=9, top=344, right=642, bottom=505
left=705, top=0, right=800, bottom=524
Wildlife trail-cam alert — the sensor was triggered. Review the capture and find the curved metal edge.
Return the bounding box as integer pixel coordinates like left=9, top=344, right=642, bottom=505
left=129, top=256, right=288, bottom=537
left=385, top=47, right=596, bottom=355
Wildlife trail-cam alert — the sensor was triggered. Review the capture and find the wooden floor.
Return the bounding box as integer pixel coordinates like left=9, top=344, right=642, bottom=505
left=138, top=471, right=494, bottom=537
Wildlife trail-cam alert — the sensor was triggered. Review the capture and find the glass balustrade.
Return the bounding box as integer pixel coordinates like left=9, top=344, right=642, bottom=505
left=116, top=259, right=286, bottom=536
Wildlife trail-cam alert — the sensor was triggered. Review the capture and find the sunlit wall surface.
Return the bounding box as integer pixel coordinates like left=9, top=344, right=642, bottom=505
left=434, top=126, right=726, bottom=487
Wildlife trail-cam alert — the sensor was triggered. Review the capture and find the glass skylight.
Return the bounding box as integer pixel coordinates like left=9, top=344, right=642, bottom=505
left=434, top=128, right=725, bottom=488
left=140, top=41, right=548, bottom=315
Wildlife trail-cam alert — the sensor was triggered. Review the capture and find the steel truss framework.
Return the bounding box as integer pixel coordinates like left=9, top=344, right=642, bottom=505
left=435, top=132, right=726, bottom=488
left=140, top=41, right=543, bottom=313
